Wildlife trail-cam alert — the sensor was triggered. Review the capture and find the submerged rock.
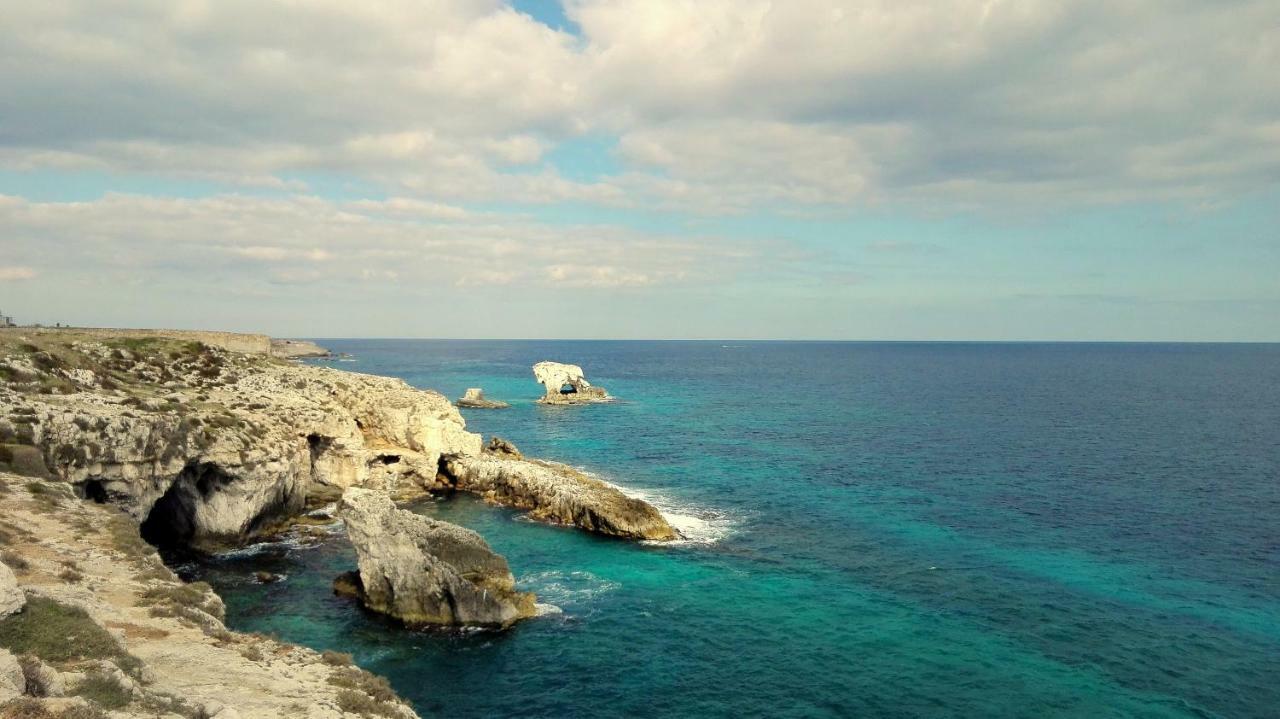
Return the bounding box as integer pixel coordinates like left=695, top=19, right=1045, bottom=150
left=532, top=361, right=610, bottom=404
left=337, top=487, right=535, bottom=628
left=456, top=388, right=509, bottom=409
left=439, top=454, right=678, bottom=541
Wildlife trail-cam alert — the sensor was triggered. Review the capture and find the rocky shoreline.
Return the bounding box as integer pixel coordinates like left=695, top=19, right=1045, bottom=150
left=0, top=329, right=676, bottom=716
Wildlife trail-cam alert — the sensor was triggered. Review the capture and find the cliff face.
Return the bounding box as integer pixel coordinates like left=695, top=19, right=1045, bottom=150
left=0, top=475, right=419, bottom=718
left=0, top=332, right=480, bottom=551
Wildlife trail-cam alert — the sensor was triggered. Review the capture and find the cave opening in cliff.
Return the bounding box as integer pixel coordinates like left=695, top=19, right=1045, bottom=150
left=82, top=479, right=109, bottom=504
left=560, top=383, right=578, bottom=395
left=140, top=462, right=234, bottom=549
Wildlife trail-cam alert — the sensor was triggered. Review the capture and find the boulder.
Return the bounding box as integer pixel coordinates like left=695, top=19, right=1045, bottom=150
left=0, top=563, right=24, bottom=618
left=532, top=362, right=610, bottom=404
left=0, top=650, right=24, bottom=703
left=337, top=488, right=535, bottom=627
left=456, top=388, right=509, bottom=409
left=484, top=436, right=522, bottom=459
left=439, top=454, right=678, bottom=541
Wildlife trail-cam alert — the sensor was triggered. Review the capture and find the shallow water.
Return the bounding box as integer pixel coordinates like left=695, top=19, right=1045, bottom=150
left=189, top=341, right=1280, bottom=718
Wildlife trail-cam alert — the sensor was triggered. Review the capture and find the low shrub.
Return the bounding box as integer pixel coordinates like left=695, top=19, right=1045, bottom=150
left=0, top=551, right=29, bottom=572
left=72, top=671, right=131, bottom=710
left=0, top=597, right=130, bottom=665
left=334, top=689, right=400, bottom=718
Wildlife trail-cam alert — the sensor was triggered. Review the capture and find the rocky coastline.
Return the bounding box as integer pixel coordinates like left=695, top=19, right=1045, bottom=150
left=0, top=329, right=675, bottom=717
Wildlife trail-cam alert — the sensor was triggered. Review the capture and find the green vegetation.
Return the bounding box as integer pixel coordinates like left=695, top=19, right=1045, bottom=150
left=71, top=671, right=131, bottom=710
left=0, top=697, right=108, bottom=718
left=0, top=597, right=139, bottom=670
left=0, top=445, right=50, bottom=479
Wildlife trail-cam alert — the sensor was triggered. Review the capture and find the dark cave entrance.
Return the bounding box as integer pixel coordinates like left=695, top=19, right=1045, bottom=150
left=139, top=462, right=234, bottom=549
left=560, top=383, right=578, bottom=395
left=81, top=479, right=109, bottom=504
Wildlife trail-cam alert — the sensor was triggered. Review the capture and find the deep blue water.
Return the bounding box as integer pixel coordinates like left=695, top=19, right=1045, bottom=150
left=190, top=341, right=1280, bottom=718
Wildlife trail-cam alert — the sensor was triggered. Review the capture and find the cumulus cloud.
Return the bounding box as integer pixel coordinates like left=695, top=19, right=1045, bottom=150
left=0, top=0, right=1275, bottom=209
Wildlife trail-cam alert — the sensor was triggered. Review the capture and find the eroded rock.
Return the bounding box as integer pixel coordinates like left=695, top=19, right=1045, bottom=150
left=532, top=362, right=610, bottom=404
left=440, top=454, right=678, bottom=541
left=337, top=487, right=535, bottom=627
left=0, top=335, right=482, bottom=551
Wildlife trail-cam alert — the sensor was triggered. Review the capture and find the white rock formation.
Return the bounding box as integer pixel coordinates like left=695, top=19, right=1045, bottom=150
left=532, top=361, right=610, bottom=404
left=338, top=487, right=535, bottom=627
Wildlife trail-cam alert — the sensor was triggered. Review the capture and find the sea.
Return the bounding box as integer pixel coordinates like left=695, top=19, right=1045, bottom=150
left=180, top=340, right=1280, bottom=718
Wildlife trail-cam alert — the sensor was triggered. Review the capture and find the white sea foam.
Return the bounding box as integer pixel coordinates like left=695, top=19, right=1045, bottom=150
left=522, top=570, right=620, bottom=607
left=581, top=469, right=737, bottom=545
left=534, top=603, right=564, bottom=616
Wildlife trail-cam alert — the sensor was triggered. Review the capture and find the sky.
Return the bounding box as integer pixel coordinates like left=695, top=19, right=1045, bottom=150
left=0, top=0, right=1277, bottom=341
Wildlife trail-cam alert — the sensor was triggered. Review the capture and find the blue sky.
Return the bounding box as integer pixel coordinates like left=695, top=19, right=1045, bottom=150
left=0, top=0, right=1277, bottom=340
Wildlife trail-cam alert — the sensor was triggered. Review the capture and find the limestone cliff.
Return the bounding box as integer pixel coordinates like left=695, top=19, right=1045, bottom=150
left=0, top=332, right=480, bottom=551
left=0, top=475, right=419, bottom=718
left=337, top=488, right=535, bottom=627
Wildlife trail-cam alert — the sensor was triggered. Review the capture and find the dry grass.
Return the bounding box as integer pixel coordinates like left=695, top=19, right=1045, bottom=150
left=0, top=597, right=143, bottom=679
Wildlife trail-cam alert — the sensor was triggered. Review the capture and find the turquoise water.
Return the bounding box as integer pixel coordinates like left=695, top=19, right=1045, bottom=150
left=187, top=341, right=1280, bottom=718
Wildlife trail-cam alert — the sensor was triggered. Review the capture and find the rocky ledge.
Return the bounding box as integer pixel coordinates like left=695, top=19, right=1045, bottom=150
left=270, top=339, right=333, bottom=359
left=337, top=488, right=535, bottom=627
left=440, top=439, right=678, bottom=541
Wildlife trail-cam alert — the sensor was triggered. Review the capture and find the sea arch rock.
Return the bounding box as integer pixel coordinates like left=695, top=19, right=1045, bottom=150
left=532, top=362, right=610, bottom=404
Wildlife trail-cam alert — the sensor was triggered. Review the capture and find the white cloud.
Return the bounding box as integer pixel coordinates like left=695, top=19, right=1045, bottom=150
left=0, top=193, right=768, bottom=291
left=0, top=267, right=38, bottom=281
left=0, top=0, right=1275, bottom=210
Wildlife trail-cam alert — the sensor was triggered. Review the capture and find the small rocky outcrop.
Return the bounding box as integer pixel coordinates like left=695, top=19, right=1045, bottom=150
left=269, top=339, right=331, bottom=359
left=337, top=488, right=535, bottom=628
left=532, top=362, right=610, bottom=404
left=439, top=454, right=678, bottom=541
left=484, top=436, right=522, bottom=459
left=456, top=388, right=509, bottom=409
